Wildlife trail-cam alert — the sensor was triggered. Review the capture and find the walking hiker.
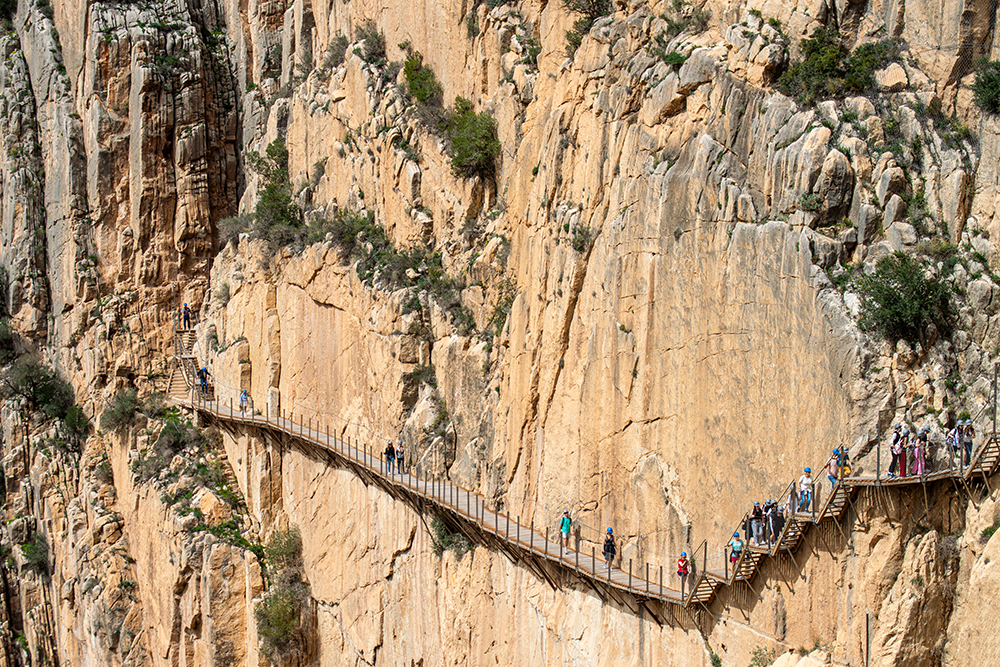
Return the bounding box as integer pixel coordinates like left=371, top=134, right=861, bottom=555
left=837, top=447, right=852, bottom=477
left=677, top=551, right=691, bottom=597
left=750, top=501, right=764, bottom=546
left=182, top=303, right=191, bottom=329
left=948, top=421, right=963, bottom=469
left=764, top=499, right=779, bottom=545
left=197, top=366, right=210, bottom=395
left=797, top=468, right=813, bottom=513
left=889, top=425, right=904, bottom=477
left=826, top=449, right=840, bottom=488
left=898, top=429, right=911, bottom=477
left=729, top=532, right=744, bottom=564
left=239, top=389, right=249, bottom=415
left=396, top=440, right=405, bottom=474
left=772, top=503, right=786, bottom=543
left=602, top=528, right=616, bottom=568
left=384, top=439, right=396, bottom=474
left=963, top=420, right=975, bottom=468
left=560, top=510, right=573, bottom=549
left=913, top=427, right=928, bottom=476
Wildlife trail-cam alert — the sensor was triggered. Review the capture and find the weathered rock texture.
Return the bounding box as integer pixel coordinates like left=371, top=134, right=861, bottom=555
left=0, top=0, right=997, bottom=665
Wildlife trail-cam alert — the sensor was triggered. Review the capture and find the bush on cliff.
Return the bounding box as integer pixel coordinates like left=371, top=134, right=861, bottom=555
left=404, top=50, right=443, bottom=107
left=100, top=388, right=140, bottom=433
left=854, top=252, right=950, bottom=344
left=778, top=28, right=901, bottom=106
left=257, top=526, right=312, bottom=661
left=355, top=19, right=386, bottom=65
left=563, top=0, right=613, bottom=56
left=443, top=96, right=501, bottom=180
left=972, top=60, right=1000, bottom=114
left=4, top=356, right=74, bottom=419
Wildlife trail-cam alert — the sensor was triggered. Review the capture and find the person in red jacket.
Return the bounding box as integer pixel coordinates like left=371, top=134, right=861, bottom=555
left=677, top=551, right=691, bottom=597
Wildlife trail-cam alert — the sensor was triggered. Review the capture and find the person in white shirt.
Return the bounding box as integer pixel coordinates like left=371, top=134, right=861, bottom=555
left=797, top=467, right=813, bottom=513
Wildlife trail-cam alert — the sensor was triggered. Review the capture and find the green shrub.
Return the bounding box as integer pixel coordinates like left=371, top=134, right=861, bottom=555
left=854, top=252, right=950, bottom=344
left=21, top=532, right=49, bottom=574
left=0, top=318, right=17, bottom=363
left=404, top=51, right=443, bottom=106
left=101, top=388, right=140, bottom=433
left=778, top=28, right=901, bottom=106
left=265, top=527, right=303, bottom=571
left=403, top=364, right=437, bottom=388
left=256, top=582, right=310, bottom=659
left=563, top=0, right=612, bottom=56
left=64, top=405, right=91, bottom=448
left=571, top=225, right=594, bottom=252
left=430, top=516, right=471, bottom=556
left=972, top=60, right=1000, bottom=114
left=522, top=35, right=542, bottom=67
left=355, top=19, right=386, bottom=64
left=444, top=97, right=501, bottom=180
left=5, top=356, right=74, bottom=419
left=321, top=35, right=350, bottom=72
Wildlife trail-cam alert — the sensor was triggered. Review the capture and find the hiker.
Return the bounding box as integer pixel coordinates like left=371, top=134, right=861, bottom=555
left=384, top=440, right=396, bottom=474
left=197, top=366, right=210, bottom=394
left=898, top=429, right=911, bottom=478
left=797, top=468, right=813, bottom=513
left=913, top=427, right=928, bottom=476
left=838, top=447, right=852, bottom=477
left=182, top=303, right=191, bottom=329
left=963, top=420, right=975, bottom=468
left=771, top=503, right=786, bottom=543
left=602, top=528, right=616, bottom=568
left=560, top=510, right=573, bottom=549
left=677, top=551, right=691, bottom=597
left=948, top=421, right=963, bottom=469
left=729, top=532, right=744, bottom=564
left=396, top=440, right=405, bottom=474
left=826, top=449, right=840, bottom=488
left=888, top=424, right=903, bottom=477
left=239, top=389, right=249, bottom=415
left=903, top=429, right=915, bottom=477
left=750, top=501, right=764, bottom=546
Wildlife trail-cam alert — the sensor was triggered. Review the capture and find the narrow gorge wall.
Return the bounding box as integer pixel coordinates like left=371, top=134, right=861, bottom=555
left=0, top=0, right=997, bottom=665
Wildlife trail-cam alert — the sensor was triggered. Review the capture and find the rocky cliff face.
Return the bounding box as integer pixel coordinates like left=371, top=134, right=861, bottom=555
left=0, top=0, right=997, bottom=665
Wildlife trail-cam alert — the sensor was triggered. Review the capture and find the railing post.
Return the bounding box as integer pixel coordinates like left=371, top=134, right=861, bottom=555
left=725, top=547, right=729, bottom=580
left=659, top=565, right=663, bottom=598
left=628, top=559, right=632, bottom=589
left=646, top=562, right=649, bottom=594
left=592, top=546, right=595, bottom=574
left=575, top=543, right=579, bottom=571
left=530, top=520, right=534, bottom=552
left=506, top=511, right=509, bottom=539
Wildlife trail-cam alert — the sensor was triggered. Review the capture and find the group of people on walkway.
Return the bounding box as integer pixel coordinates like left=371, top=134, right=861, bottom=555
left=888, top=420, right=976, bottom=478
left=741, top=498, right=788, bottom=549
left=383, top=440, right=406, bottom=474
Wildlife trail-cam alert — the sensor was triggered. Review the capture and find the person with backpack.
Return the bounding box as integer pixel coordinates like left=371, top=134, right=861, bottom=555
left=677, top=552, right=691, bottom=597
left=963, top=420, right=975, bottom=468
left=182, top=303, right=191, bottom=329
left=383, top=440, right=396, bottom=474
left=771, top=504, right=786, bottom=544
left=750, top=501, right=764, bottom=546
left=889, top=424, right=903, bottom=477
left=729, top=532, right=744, bottom=565
left=797, top=468, right=813, bottom=513
left=559, top=510, right=573, bottom=549
left=602, top=528, right=616, bottom=568
left=396, top=440, right=405, bottom=474
left=239, top=389, right=249, bottom=415
left=197, top=366, right=210, bottom=395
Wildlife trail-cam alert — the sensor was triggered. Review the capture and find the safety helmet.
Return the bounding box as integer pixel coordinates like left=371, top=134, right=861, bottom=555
left=894, top=424, right=902, bottom=431
left=754, top=501, right=760, bottom=506
left=607, top=527, right=613, bottom=533
left=833, top=448, right=840, bottom=454
left=681, top=552, right=687, bottom=557
left=804, top=467, right=811, bottom=473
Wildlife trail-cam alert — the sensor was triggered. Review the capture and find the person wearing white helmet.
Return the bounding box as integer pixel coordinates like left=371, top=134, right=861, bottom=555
left=913, top=427, right=928, bottom=476
left=395, top=440, right=405, bottom=474
left=948, top=421, right=963, bottom=469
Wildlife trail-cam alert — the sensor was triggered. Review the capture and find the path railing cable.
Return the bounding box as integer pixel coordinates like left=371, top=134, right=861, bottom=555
left=168, top=326, right=1000, bottom=611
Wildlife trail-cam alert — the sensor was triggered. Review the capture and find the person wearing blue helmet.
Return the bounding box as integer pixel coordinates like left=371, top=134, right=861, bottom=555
left=826, top=449, right=840, bottom=488
left=602, top=527, right=616, bottom=568
left=677, top=551, right=691, bottom=597
left=729, top=532, right=744, bottom=564
left=797, top=467, right=813, bottom=513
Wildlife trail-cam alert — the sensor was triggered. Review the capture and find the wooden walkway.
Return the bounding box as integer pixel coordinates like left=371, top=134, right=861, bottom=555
left=170, top=327, right=1000, bottom=612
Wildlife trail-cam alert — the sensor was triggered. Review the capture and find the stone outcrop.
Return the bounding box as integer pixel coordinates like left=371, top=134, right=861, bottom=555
left=0, top=0, right=996, bottom=665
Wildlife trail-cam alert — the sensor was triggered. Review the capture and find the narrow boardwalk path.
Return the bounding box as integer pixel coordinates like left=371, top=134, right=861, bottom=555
left=170, top=326, right=1000, bottom=611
